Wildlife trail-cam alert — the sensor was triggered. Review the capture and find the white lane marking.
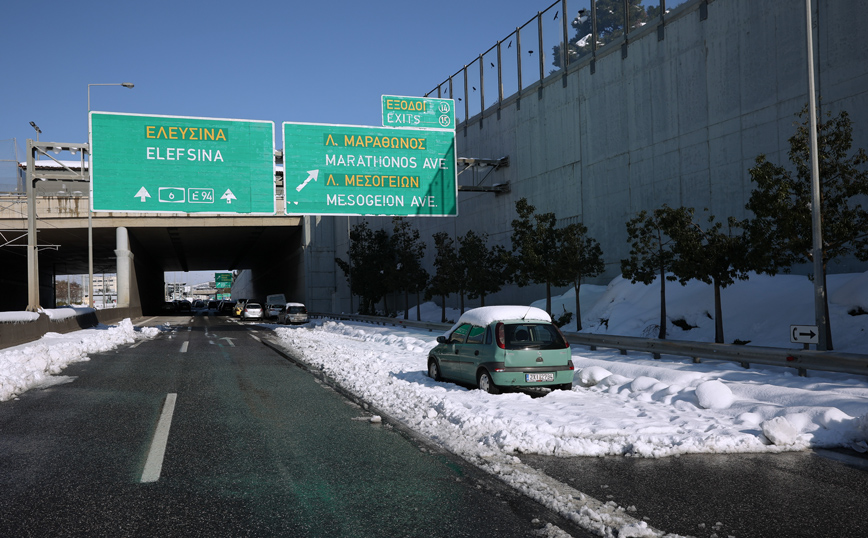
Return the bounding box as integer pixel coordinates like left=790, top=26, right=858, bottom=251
left=141, top=393, right=177, bottom=483
left=130, top=341, right=143, bottom=349
left=180, top=341, right=189, bottom=353
left=220, top=337, right=235, bottom=347
left=135, top=316, right=159, bottom=327
left=249, top=334, right=261, bottom=342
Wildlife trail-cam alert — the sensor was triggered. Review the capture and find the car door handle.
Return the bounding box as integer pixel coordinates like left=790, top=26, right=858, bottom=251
left=474, top=350, right=479, bottom=356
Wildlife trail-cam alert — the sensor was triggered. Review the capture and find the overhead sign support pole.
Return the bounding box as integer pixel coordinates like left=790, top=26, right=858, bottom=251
left=25, top=139, right=38, bottom=312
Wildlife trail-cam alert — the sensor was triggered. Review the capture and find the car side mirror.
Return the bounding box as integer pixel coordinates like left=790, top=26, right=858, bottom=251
left=436, top=335, right=448, bottom=344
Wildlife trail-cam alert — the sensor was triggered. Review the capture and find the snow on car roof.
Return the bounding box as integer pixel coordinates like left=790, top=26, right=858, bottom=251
left=456, top=306, right=552, bottom=327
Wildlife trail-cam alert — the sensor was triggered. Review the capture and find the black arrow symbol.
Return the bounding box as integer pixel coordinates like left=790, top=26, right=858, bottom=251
left=799, top=330, right=817, bottom=339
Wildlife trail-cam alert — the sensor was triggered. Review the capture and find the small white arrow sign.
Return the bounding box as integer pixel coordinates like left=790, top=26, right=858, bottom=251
left=790, top=325, right=819, bottom=344
left=296, top=169, right=319, bottom=192
left=221, top=189, right=237, bottom=204
left=134, top=186, right=151, bottom=202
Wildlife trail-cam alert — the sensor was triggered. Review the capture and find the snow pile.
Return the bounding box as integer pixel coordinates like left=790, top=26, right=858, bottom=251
left=277, top=320, right=868, bottom=536
left=275, top=320, right=868, bottom=461
left=536, top=271, right=868, bottom=354
left=0, top=319, right=158, bottom=401
left=0, top=312, right=40, bottom=323
left=43, top=306, right=95, bottom=321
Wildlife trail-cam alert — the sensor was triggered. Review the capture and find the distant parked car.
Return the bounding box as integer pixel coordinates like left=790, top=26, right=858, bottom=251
left=427, top=306, right=574, bottom=394
left=278, top=303, right=308, bottom=325
left=241, top=302, right=263, bottom=321
left=175, top=300, right=192, bottom=312
left=160, top=301, right=177, bottom=314
left=208, top=300, right=219, bottom=310
left=218, top=301, right=235, bottom=315
left=265, top=303, right=285, bottom=320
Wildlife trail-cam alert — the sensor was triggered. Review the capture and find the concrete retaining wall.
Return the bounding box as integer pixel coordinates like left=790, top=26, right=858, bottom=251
left=305, top=0, right=868, bottom=313
left=0, top=306, right=142, bottom=350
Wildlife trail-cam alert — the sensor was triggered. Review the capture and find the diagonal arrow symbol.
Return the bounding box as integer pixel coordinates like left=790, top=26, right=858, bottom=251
left=296, top=170, right=319, bottom=192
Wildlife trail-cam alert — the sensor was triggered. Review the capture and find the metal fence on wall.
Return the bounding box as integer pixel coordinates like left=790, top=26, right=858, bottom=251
left=0, top=138, right=24, bottom=193
left=425, top=0, right=691, bottom=127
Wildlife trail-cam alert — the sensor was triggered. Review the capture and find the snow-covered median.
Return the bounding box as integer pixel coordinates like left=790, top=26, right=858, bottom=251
left=0, top=319, right=159, bottom=401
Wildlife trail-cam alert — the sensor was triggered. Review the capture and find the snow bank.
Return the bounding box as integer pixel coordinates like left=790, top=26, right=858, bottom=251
left=0, top=319, right=158, bottom=401
left=274, top=321, right=868, bottom=461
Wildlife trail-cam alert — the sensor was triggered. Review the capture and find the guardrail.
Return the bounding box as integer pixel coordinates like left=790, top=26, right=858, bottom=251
left=311, top=312, right=868, bottom=378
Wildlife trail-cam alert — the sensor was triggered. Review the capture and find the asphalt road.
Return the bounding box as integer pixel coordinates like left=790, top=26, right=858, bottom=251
left=0, top=313, right=591, bottom=537
left=522, top=447, right=868, bottom=538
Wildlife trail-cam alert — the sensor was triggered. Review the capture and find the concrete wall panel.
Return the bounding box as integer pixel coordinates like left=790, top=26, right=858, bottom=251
left=307, top=0, right=868, bottom=315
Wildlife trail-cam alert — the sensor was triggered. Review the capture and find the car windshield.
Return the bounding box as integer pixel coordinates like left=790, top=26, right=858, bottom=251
left=287, top=306, right=306, bottom=314
left=246, top=303, right=261, bottom=309
left=503, top=323, right=567, bottom=350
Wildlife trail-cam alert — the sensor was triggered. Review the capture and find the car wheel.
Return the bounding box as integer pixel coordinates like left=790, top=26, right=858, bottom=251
left=427, top=358, right=442, bottom=381
left=558, top=383, right=573, bottom=391
left=477, top=370, right=501, bottom=395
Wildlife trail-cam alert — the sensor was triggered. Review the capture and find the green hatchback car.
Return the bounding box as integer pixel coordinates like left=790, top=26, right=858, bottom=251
left=428, top=306, right=574, bottom=394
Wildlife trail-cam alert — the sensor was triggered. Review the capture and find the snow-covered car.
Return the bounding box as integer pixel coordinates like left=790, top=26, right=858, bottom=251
left=427, top=306, right=574, bottom=394
left=278, top=303, right=308, bottom=325
left=240, top=302, right=263, bottom=321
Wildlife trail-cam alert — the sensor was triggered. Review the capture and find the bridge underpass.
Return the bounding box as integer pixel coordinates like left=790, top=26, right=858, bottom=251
left=0, top=192, right=304, bottom=315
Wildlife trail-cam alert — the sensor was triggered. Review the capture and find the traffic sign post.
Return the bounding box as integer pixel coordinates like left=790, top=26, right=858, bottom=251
left=90, top=112, right=275, bottom=214
left=381, top=95, right=455, bottom=130
left=282, top=122, right=457, bottom=217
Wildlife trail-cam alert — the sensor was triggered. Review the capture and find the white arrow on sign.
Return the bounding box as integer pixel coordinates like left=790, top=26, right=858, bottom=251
left=134, top=186, right=151, bottom=202
left=221, top=189, right=237, bottom=204
left=295, top=169, right=319, bottom=192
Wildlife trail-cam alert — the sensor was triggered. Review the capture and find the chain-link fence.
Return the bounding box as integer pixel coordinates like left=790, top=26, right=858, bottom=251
left=0, top=138, right=24, bottom=193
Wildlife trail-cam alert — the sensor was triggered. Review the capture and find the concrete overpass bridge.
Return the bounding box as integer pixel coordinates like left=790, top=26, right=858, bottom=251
left=1, top=148, right=306, bottom=316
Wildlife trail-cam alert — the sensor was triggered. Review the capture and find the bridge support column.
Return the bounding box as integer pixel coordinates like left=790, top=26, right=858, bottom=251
left=115, top=227, right=134, bottom=308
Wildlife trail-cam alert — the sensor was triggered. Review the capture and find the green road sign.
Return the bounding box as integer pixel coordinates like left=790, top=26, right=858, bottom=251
left=90, top=112, right=275, bottom=214
left=215, top=272, right=232, bottom=288
left=381, top=95, right=455, bottom=130
left=282, top=122, right=457, bottom=217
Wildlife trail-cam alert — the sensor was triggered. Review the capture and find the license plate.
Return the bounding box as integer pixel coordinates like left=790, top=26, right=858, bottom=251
left=526, top=373, right=555, bottom=382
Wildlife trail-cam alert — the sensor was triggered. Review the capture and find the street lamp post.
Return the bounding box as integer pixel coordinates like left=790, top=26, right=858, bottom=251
left=29, top=122, right=41, bottom=161
left=803, top=2, right=827, bottom=349
left=87, top=82, right=134, bottom=308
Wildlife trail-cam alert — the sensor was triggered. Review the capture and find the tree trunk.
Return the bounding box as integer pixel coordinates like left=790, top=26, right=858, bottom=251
left=480, top=292, right=486, bottom=307
left=713, top=279, right=724, bottom=344
left=574, top=281, right=583, bottom=331
left=440, top=294, right=447, bottom=323
left=460, top=291, right=465, bottom=314
left=822, top=263, right=834, bottom=350
left=403, top=290, right=409, bottom=320
left=415, top=290, right=421, bottom=321
left=658, top=267, right=667, bottom=340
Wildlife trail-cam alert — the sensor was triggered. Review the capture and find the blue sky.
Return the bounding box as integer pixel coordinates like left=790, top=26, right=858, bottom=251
left=2, top=0, right=582, bottom=287
left=3, top=0, right=562, bottom=148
